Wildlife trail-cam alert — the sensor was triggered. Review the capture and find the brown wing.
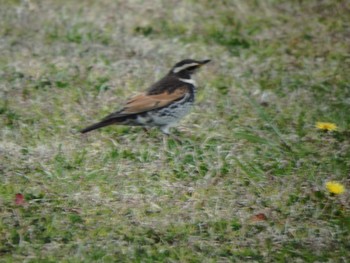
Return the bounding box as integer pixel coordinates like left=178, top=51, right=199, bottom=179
left=120, top=87, right=188, bottom=114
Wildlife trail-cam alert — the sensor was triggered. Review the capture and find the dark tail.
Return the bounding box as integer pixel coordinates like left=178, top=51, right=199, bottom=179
left=80, top=118, right=118, bottom=133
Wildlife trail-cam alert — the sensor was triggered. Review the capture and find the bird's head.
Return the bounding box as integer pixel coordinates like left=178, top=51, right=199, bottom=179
left=170, top=59, right=211, bottom=77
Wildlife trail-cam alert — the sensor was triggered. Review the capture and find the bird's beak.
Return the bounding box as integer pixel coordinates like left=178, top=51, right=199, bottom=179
left=200, top=59, right=211, bottom=65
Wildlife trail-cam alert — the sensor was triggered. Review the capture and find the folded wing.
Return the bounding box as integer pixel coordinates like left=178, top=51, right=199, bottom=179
left=120, top=87, right=188, bottom=115
left=80, top=87, right=189, bottom=133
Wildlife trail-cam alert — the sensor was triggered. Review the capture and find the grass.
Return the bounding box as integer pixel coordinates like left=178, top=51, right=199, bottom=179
left=1, top=0, right=350, bottom=262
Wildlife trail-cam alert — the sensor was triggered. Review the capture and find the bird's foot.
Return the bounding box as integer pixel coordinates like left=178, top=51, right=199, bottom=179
left=163, top=133, right=182, bottom=145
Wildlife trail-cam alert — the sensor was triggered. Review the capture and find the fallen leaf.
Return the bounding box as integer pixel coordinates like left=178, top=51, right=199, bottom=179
left=251, top=213, right=267, bottom=222
left=15, top=193, right=26, bottom=206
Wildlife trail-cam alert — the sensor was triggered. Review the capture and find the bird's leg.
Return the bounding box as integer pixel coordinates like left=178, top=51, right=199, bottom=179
left=163, top=132, right=182, bottom=145
left=160, top=125, right=182, bottom=144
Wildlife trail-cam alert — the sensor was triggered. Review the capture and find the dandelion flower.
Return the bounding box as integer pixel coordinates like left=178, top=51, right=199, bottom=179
left=326, top=181, right=345, bottom=195
left=316, top=122, right=337, bottom=131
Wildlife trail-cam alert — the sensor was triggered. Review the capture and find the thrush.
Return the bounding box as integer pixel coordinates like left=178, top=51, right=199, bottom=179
left=80, top=59, right=210, bottom=135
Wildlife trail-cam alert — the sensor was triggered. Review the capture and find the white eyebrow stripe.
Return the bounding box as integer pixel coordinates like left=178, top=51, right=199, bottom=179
left=173, top=63, right=199, bottom=73
left=179, top=78, right=196, bottom=85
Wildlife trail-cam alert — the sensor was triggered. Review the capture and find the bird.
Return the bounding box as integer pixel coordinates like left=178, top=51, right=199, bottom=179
left=80, top=59, right=210, bottom=135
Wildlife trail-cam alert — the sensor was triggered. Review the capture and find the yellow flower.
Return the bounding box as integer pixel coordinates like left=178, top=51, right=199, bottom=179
left=326, top=181, right=345, bottom=195
left=316, top=122, right=337, bottom=131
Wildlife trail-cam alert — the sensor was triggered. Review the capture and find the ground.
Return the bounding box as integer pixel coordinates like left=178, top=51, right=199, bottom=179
left=1, top=0, right=350, bottom=262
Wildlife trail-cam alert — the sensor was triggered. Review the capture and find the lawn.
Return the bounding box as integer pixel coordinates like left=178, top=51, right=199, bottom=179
left=1, top=0, right=349, bottom=262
